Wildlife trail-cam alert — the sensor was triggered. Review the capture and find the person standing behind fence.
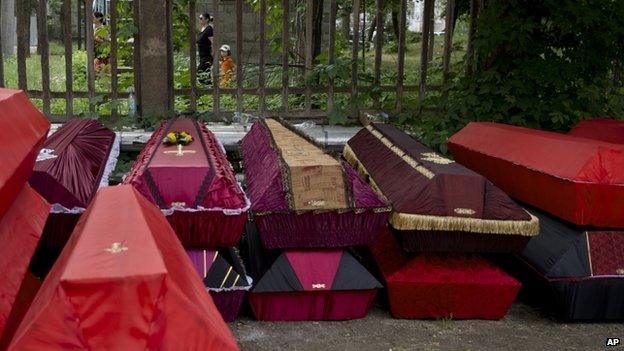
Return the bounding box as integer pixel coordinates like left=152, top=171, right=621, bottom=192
left=197, top=13, right=214, bottom=84
left=219, top=45, right=235, bottom=87
left=93, top=11, right=110, bottom=73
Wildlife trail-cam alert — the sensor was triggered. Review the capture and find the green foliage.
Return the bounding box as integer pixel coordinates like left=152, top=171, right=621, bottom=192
left=406, top=0, right=624, bottom=153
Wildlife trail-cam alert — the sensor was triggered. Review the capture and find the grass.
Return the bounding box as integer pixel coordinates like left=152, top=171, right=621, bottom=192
left=1, top=20, right=469, bottom=121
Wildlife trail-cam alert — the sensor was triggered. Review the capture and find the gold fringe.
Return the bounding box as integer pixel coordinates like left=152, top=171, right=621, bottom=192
left=343, top=144, right=384, bottom=196
left=389, top=211, right=540, bottom=236
left=344, top=144, right=540, bottom=236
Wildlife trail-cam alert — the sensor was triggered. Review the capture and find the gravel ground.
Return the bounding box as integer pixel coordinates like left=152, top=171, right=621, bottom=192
left=230, top=302, right=624, bottom=351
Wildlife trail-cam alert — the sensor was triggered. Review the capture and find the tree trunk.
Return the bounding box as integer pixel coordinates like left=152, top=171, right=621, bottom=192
left=340, top=8, right=350, bottom=42
left=25, top=7, right=31, bottom=58
left=367, top=14, right=376, bottom=42
left=391, top=10, right=399, bottom=40
left=312, top=0, right=323, bottom=61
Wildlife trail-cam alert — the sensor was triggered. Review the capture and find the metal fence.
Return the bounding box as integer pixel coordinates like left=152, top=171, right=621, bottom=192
left=0, top=0, right=477, bottom=123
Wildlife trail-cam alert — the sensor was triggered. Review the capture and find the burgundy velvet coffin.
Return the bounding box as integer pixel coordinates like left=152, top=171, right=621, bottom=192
left=568, top=118, right=624, bottom=145
left=518, top=210, right=624, bottom=320
left=0, top=89, right=49, bottom=220
left=344, top=123, right=538, bottom=253
left=448, top=122, right=624, bottom=228
left=371, top=227, right=521, bottom=320
left=187, top=248, right=252, bottom=322
left=249, top=250, right=382, bottom=321
left=124, top=118, right=249, bottom=247
left=29, top=119, right=119, bottom=251
left=241, top=118, right=390, bottom=249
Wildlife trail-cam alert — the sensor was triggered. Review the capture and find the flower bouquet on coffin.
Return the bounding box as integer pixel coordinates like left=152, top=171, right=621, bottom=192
left=163, top=130, right=195, bottom=156
left=124, top=117, right=249, bottom=247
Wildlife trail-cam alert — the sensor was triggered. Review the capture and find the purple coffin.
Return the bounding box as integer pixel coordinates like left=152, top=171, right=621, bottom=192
left=186, top=248, right=252, bottom=322
left=241, top=119, right=390, bottom=249
left=28, top=118, right=119, bottom=276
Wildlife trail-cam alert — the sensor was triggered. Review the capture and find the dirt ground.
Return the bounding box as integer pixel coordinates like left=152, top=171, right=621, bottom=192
left=230, top=302, right=624, bottom=351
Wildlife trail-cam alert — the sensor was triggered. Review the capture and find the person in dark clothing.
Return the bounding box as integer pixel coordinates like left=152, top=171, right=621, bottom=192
left=197, top=12, right=214, bottom=84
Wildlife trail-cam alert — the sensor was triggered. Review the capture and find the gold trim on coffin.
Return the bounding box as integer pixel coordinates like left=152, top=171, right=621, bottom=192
left=343, top=143, right=540, bottom=236
left=365, top=125, right=435, bottom=179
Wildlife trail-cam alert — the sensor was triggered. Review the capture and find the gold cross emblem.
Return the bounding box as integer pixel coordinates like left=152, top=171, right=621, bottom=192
left=164, top=144, right=197, bottom=157
left=420, top=152, right=454, bottom=165
left=105, top=242, right=128, bottom=254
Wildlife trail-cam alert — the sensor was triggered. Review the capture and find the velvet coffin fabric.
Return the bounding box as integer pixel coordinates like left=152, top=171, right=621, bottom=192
left=187, top=248, right=252, bottom=322
left=124, top=117, right=248, bottom=247
left=519, top=210, right=624, bottom=320
left=243, top=221, right=381, bottom=321
left=241, top=118, right=390, bottom=249
left=8, top=186, right=238, bottom=351
left=28, top=119, right=118, bottom=277
left=249, top=249, right=382, bottom=321
left=371, top=227, right=521, bottom=320
left=568, top=118, right=624, bottom=145
left=448, top=122, right=624, bottom=228
left=345, top=123, right=538, bottom=253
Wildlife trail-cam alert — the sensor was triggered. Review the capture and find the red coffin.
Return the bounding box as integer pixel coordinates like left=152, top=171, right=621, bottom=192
left=448, top=122, right=624, bottom=228
left=0, top=185, right=48, bottom=348
left=568, top=118, right=624, bottom=145
left=8, top=186, right=238, bottom=350
left=372, top=227, right=520, bottom=320
left=124, top=118, right=248, bottom=247
left=0, top=89, right=50, bottom=221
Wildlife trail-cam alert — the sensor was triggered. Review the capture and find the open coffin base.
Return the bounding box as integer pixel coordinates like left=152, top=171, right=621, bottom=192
left=396, top=228, right=531, bottom=253
left=372, top=227, right=520, bottom=320
left=186, top=248, right=252, bottom=322
left=514, top=257, right=624, bottom=320
left=255, top=210, right=388, bottom=249
left=249, top=290, right=377, bottom=321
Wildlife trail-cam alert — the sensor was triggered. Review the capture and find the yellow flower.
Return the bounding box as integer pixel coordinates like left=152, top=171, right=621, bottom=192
left=179, top=131, right=193, bottom=144
left=166, top=132, right=177, bottom=143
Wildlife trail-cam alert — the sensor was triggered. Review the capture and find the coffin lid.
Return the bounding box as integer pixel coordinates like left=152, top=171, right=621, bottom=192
left=449, top=122, right=624, bottom=184
left=568, top=118, right=624, bottom=145
left=0, top=89, right=50, bottom=221
left=241, top=118, right=389, bottom=215
left=345, top=123, right=538, bottom=236
left=8, top=186, right=238, bottom=350
left=124, top=117, right=248, bottom=213
left=29, top=118, right=117, bottom=209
